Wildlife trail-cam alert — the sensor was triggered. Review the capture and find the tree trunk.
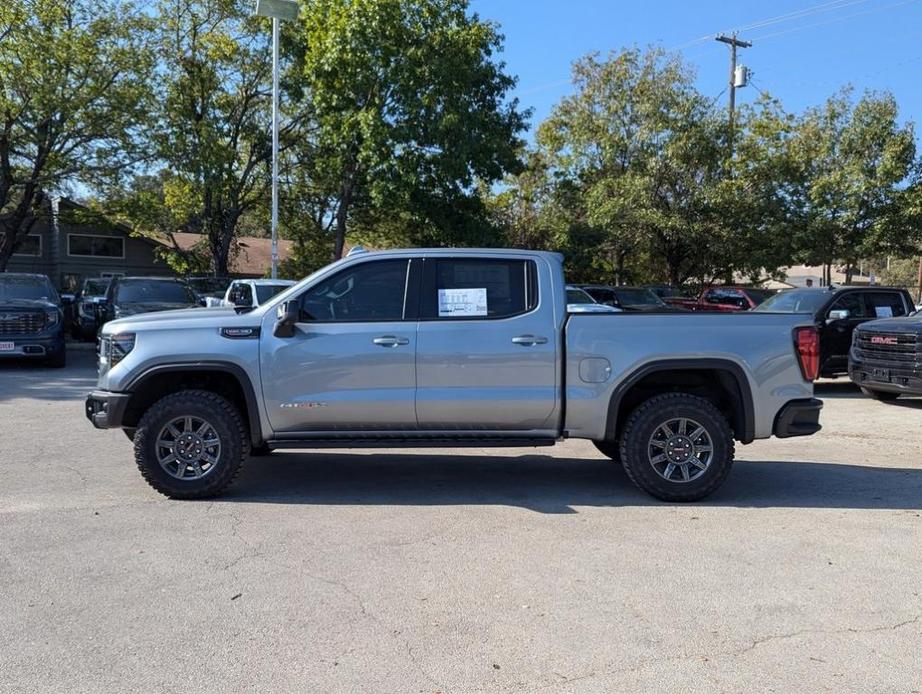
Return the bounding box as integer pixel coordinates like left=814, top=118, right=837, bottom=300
left=332, top=182, right=353, bottom=261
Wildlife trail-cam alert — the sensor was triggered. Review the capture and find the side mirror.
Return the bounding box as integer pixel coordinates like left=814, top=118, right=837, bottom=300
left=827, top=309, right=849, bottom=322
left=273, top=300, right=300, bottom=338
left=60, top=293, right=75, bottom=306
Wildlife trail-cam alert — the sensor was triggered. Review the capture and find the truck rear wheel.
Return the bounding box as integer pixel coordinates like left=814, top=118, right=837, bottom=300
left=133, top=389, right=247, bottom=499
left=619, top=393, right=734, bottom=502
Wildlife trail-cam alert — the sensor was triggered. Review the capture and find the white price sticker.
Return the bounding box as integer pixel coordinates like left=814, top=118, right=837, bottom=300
left=438, top=288, right=488, bottom=317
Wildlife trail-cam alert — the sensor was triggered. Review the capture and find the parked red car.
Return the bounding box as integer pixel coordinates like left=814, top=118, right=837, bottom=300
left=665, top=286, right=776, bottom=312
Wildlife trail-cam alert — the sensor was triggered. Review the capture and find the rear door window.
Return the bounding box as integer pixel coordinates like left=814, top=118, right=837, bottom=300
left=865, top=292, right=907, bottom=318
left=421, top=258, right=537, bottom=320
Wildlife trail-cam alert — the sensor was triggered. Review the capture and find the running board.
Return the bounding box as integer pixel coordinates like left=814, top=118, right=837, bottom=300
left=267, top=436, right=558, bottom=450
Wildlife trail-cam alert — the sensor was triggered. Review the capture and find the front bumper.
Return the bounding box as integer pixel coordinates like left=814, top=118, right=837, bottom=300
left=85, top=390, right=132, bottom=429
left=849, top=357, right=922, bottom=395
left=0, top=334, right=65, bottom=359
left=773, top=398, right=823, bottom=438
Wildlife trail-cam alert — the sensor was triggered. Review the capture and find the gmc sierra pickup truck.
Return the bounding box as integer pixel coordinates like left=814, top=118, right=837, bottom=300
left=86, top=248, right=823, bottom=502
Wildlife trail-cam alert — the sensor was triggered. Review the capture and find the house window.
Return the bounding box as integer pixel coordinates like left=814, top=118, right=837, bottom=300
left=1, top=233, right=42, bottom=257
left=68, top=233, right=125, bottom=259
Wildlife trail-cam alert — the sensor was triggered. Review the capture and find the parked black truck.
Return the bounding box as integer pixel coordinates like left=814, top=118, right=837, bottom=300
left=850, top=312, right=922, bottom=401
left=754, top=286, right=915, bottom=378
left=0, top=273, right=66, bottom=367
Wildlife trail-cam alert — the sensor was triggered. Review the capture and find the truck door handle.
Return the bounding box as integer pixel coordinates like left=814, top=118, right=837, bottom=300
left=373, top=335, right=410, bottom=347
left=512, top=334, right=548, bottom=346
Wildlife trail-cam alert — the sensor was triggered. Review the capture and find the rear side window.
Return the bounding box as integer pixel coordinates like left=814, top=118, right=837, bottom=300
left=422, top=259, right=538, bottom=320
left=300, top=259, right=409, bottom=322
left=865, top=292, right=907, bottom=318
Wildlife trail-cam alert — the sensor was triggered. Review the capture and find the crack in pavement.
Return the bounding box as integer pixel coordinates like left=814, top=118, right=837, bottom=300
left=523, top=614, right=922, bottom=692
left=302, top=571, right=449, bottom=693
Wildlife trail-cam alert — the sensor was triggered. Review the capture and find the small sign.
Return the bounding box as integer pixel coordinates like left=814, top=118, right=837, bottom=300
left=438, top=288, right=488, bottom=317
left=874, top=306, right=893, bottom=318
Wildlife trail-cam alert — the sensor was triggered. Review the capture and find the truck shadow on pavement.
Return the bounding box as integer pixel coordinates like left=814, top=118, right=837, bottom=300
left=814, top=380, right=922, bottom=408
left=0, top=351, right=97, bottom=403
left=221, top=452, right=922, bottom=513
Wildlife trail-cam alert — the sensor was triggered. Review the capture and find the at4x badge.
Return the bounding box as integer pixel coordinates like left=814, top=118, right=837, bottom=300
left=280, top=402, right=328, bottom=409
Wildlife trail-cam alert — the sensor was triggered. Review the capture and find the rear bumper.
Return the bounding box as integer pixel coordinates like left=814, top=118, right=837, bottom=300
left=85, top=390, right=131, bottom=429
left=773, top=398, right=823, bottom=438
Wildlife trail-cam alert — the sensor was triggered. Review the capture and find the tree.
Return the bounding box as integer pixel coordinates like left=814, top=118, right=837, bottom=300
left=0, top=0, right=154, bottom=271
left=789, top=89, right=919, bottom=284
left=536, top=48, right=730, bottom=286
left=296, top=0, right=528, bottom=260
left=147, top=0, right=277, bottom=276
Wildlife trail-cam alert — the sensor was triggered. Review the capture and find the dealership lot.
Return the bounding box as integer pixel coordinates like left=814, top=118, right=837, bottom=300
left=1, top=353, right=921, bottom=693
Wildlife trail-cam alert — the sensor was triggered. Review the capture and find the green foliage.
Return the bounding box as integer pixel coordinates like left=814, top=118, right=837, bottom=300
left=787, top=89, right=919, bottom=276
left=0, top=0, right=155, bottom=270
left=143, top=0, right=274, bottom=276
left=293, top=0, right=528, bottom=259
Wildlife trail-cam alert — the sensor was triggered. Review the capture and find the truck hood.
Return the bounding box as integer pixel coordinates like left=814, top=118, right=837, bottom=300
left=104, top=305, right=263, bottom=333
left=856, top=315, right=922, bottom=334
left=0, top=298, right=59, bottom=311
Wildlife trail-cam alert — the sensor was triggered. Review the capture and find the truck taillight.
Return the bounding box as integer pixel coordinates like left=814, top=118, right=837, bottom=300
left=794, top=326, right=819, bottom=381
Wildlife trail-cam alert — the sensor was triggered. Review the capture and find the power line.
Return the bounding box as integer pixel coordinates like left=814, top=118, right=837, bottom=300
left=749, top=0, right=921, bottom=42
left=668, top=0, right=871, bottom=51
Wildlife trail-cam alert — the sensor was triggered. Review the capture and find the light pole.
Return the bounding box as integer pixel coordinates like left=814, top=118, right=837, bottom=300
left=254, top=0, right=298, bottom=279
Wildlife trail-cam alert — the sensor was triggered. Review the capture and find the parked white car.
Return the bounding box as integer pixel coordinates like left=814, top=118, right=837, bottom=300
left=220, top=279, right=297, bottom=310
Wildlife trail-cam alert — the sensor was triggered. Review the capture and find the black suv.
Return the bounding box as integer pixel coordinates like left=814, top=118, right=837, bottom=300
left=849, top=311, right=922, bottom=401
left=96, top=276, right=200, bottom=331
left=0, top=273, right=66, bottom=367
left=754, top=286, right=915, bottom=378
left=72, top=277, right=110, bottom=341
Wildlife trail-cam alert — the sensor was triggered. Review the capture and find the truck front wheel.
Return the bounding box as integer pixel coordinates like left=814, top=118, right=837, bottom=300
left=133, top=389, right=247, bottom=499
left=619, top=393, right=734, bottom=502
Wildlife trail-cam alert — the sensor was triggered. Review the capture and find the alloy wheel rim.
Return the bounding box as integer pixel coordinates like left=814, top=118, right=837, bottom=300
left=647, top=417, right=713, bottom=483
left=156, top=416, right=222, bottom=480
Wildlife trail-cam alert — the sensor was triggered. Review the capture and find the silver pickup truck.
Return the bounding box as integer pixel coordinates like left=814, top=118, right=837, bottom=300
left=86, top=248, right=823, bottom=502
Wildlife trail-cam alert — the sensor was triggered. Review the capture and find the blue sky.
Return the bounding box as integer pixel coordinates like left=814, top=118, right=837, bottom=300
left=471, top=0, right=922, bottom=137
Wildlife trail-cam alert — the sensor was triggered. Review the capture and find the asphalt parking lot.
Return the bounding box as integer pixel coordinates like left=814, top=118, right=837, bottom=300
left=1, top=352, right=921, bottom=693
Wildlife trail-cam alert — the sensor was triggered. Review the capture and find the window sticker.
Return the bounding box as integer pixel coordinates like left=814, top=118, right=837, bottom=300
left=438, top=287, right=488, bottom=317
left=874, top=305, right=893, bottom=318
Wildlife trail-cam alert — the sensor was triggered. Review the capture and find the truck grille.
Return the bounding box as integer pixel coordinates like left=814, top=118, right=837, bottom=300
left=855, top=330, right=922, bottom=381
left=0, top=311, right=46, bottom=336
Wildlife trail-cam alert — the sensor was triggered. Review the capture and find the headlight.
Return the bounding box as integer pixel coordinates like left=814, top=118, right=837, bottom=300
left=45, top=310, right=60, bottom=328
left=101, top=333, right=136, bottom=368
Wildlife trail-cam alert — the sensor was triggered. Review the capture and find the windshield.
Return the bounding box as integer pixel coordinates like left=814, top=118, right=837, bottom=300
left=567, top=287, right=596, bottom=303
left=116, top=279, right=196, bottom=304
left=83, top=279, right=109, bottom=296
left=616, top=288, right=665, bottom=306
left=188, top=277, right=230, bottom=296
left=754, top=289, right=828, bottom=313
left=255, top=284, right=292, bottom=304
left=0, top=275, right=57, bottom=302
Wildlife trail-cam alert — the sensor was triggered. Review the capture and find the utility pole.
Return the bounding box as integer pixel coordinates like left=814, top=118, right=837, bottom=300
left=715, top=33, right=752, bottom=153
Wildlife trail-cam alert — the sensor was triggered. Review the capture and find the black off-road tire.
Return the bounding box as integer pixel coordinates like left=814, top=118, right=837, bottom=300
left=133, top=389, right=247, bottom=499
left=593, top=440, right=621, bottom=463
left=46, top=348, right=66, bottom=368
left=860, top=387, right=900, bottom=402
left=619, top=393, right=735, bottom=502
